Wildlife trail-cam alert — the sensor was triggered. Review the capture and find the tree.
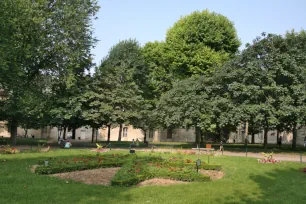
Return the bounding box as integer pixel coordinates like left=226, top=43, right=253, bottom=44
left=142, top=41, right=172, bottom=97
left=0, top=0, right=99, bottom=144
left=95, top=39, right=147, bottom=141
left=272, top=30, right=306, bottom=148
left=156, top=76, right=215, bottom=144
left=218, top=32, right=306, bottom=148
left=165, top=10, right=241, bottom=78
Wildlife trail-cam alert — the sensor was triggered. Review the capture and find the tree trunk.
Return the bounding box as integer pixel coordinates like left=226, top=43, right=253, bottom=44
left=276, top=129, right=279, bottom=143
left=24, top=129, right=28, bottom=138
left=143, top=129, right=147, bottom=143
left=264, top=127, right=268, bottom=149
left=200, top=129, right=204, bottom=144
left=107, top=125, right=111, bottom=142
left=292, top=123, right=297, bottom=149
left=245, top=121, right=249, bottom=143
left=10, top=119, right=18, bottom=145
left=72, top=128, right=76, bottom=139
left=63, top=126, right=67, bottom=140
left=251, top=132, right=255, bottom=144
left=95, top=128, right=98, bottom=142
left=91, top=128, right=95, bottom=143
left=195, top=127, right=201, bottom=144
left=118, top=124, right=123, bottom=141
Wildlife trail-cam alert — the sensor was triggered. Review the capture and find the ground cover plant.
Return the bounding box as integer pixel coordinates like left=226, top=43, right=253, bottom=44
left=1, top=149, right=306, bottom=204
left=111, top=155, right=214, bottom=186
left=35, top=154, right=129, bottom=174
left=0, top=145, right=20, bottom=154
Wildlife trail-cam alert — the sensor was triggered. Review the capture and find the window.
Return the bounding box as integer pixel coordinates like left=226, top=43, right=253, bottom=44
left=123, top=127, right=128, bottom=137
left=167, top=129, right=172, bottom=139
left=149, top=129, right=154, bottom=138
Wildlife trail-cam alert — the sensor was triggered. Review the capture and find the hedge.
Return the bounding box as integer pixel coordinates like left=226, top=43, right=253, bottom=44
left=35, top=161, right=125, bottom=175
left=167, top=162, right=221, bottom=170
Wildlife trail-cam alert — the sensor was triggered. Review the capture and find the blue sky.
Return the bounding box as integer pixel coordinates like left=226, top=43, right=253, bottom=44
left=92, top=0, right=306, bottom=66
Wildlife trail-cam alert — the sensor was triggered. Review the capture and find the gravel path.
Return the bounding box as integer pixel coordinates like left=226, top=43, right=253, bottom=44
left=13, top=145, right=306, bottom=163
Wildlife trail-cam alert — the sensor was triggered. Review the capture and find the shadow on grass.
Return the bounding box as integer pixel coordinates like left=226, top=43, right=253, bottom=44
left=220, top=167, right=306, bottom=204
left=0, top=154, right=135, bottom=204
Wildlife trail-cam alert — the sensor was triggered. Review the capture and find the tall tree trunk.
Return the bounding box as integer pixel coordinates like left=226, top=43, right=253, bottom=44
left=200, top=129, right=204, bottom=144
left=143, top=129, right=147, bottom=144
left=72, top=128, right=76, bottom=140
left=63, top=126, right=67, bottom=140
left=276, top=129, right=279, bottom=143
left=107, top=125, right=111, bottom=142
left=251, top=132, right=255, bottom=144
left=264, top=127, right=268, bottom=149
left=24, top=129, right=28, bottom=138
left=95, top=128, right=98, bottom=142
left=195, top=126, right=201, bottom=144
left=10, top=119, right=18, bottom=145
left=245, top=121, right=249, bottom=143
left=118, top=124, right=123, bottom=141
left=91, top=128, right=95, bottom=143
left=292, top=123, right=297, bottom=149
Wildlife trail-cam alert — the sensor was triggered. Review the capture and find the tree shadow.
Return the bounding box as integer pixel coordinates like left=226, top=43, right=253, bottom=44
left=220, top=167, right=306, bottom=204
left=0, top=155, right=137, bottom=204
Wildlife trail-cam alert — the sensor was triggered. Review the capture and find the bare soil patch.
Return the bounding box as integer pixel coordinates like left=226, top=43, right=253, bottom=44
left=137, top=178, right=188, bottom=187
left=49, top=167, right=121, bottom=185
left=200, top=170, right=225, bottom=180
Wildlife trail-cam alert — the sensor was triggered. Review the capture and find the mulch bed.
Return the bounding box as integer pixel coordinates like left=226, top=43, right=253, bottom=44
left=49, top=167, right=121, bottom=185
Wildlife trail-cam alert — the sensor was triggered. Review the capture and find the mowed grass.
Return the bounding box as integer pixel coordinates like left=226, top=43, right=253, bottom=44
left=1, top=149, right=306, bottom=204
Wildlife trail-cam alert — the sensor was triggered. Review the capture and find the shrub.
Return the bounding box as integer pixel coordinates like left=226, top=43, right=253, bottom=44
left=0, top=145, right=20, bottom=154
left=35, top=154, right=130, bottom=174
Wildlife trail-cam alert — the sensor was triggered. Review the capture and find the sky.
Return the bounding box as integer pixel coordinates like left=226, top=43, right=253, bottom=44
left=91, top=0, right=306, bottom=66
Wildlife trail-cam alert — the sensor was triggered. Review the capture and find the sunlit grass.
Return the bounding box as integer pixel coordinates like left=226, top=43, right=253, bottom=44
left=1, top=149, right=306, bottom=204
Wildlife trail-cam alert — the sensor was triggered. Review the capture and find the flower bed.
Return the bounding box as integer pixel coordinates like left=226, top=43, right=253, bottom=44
left=0, top=145, right=20, bottom=154
left=167, top=156, right=222, bottom=170
left=35, top=154, right=129, bottom=175
left=35, top=154, right=221, bottom=186
left=111, top=156, right=215, bottom=186
left=257, top=152, right=281, bottom=163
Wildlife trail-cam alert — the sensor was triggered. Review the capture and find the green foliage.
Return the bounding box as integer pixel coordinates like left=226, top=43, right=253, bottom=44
left=166, top=10, right=241, bottom=77
left=35, top=154, right=128, bottom=174
left=0, top=0, right=99, bottom=144
left=111, top=155, right=213, bottom=186
left=142, top=41, right=172, bottom=97
left=217, top=31, right=306, bottom=148
left=0, top=145, right=20, bottom=154
left=86, top=39, right=148, bottom=140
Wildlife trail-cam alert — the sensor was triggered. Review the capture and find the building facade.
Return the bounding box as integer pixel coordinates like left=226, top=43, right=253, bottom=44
left=1, top=122, right=305, bottom=146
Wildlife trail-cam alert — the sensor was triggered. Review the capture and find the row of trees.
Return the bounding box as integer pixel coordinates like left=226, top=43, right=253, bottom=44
left=1, top=4, right=305, bottom=148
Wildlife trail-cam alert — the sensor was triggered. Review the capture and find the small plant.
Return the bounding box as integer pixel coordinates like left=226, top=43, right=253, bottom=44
left=258, top=152, right=280, bottom=163
left=0, top=145, right=20, bottom=154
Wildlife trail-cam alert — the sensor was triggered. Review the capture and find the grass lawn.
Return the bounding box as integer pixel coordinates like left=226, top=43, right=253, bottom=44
left=1, top=149, right=306, bottom=204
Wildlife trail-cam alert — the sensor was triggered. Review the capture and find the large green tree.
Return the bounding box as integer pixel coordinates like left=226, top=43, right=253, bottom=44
left=165, top=10, right=241, bottom=78
left=219, top=31, right=306, bottom=148
left=93, top=39, right=147, bottom=141
left=0, top=0, right=99, bottom=144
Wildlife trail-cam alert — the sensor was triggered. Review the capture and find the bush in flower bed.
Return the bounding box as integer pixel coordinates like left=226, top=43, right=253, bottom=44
left=35, top=154, right=130, bottom=175
left=111, top=156, right=215, bottom=186
left=0, top=145, right=20, bottom=154
left=111, top=158, right=150, bottom=186
left=167, top=157, right=222, bottom=170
